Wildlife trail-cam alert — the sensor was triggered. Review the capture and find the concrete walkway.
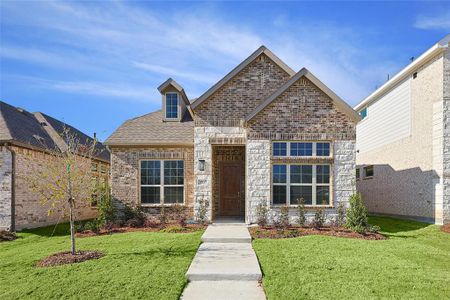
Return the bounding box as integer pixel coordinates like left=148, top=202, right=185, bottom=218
left=181, top=222, right=265, bottom=300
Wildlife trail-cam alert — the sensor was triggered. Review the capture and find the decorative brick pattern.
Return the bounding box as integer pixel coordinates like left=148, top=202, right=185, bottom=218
left=110, top=146, right=195, bottom=216
left=194, top=53, right=291, bottom=125
left=247, top=77, right=355, bottom=139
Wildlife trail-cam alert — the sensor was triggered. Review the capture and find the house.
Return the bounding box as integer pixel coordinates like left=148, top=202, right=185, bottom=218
left=0, top=101, right=110, bottom=231
left=354, top=34, right=450, bottom=225
left=105, top=46, right=360, bottom=224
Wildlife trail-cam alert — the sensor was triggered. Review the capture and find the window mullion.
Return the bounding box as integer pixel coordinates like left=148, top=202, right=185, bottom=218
left=312, top=165, right=317, bottom=205
left=313, top=142, right=317, bottom=156
left=160, top=160, right=164, bottom=204
left=287, top=164, right=290, bottom=205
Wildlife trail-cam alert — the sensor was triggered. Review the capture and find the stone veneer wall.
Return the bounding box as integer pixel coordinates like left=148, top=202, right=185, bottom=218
left=246, top=140, right=356, bottom=224
left=110, top=146, right=195, bottom=216
left=194, top=127, right=246, bottom=221
left=0, top=147, right=12, bottom=230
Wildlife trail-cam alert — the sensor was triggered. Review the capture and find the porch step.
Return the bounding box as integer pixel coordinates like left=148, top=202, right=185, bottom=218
left=186, top=242, right=262, bottom=281
left=181, top=281, right=266, bottom=300
left=202, top=225, right=251, bottom=243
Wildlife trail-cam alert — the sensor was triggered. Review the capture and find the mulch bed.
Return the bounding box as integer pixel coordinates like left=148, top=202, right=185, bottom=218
left=249, top=226, right=386, bottom=240
left=75, top=224, right=206, bottom=238
left=36, top=250, right=104, bottom=267
left=441, top=224, right=450, bottom=234
left=0, top=230, right=17, bottom=242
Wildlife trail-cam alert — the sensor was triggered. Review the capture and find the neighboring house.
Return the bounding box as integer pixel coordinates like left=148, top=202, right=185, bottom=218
left=106, top=46, right=360, bottom=224
left=0, top=101, right=110, bottom=231
left=355, top=34, right=450, bottom=225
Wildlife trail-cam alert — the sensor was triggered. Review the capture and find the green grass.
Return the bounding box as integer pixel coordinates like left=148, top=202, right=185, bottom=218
left=0, top=223, right=203, bottom=300
left=253, top=216, right=450, bottom=300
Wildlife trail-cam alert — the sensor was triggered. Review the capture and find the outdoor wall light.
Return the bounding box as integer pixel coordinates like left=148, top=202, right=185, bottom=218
left=198, top=159, right=206, bottom=171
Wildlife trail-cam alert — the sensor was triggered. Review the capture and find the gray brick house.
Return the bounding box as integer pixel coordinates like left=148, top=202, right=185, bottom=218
left=106, top=46, right=360, bottom=223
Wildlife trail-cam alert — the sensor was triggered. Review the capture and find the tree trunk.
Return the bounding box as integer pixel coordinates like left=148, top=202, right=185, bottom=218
left=69, top=199, right=76, bottom=255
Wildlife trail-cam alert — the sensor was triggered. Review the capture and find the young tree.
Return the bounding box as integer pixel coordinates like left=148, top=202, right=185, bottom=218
left=25, top=128, right=99, bottom=255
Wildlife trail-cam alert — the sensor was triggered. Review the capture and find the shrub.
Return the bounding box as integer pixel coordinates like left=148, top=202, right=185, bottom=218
left=159, top=206, right=168, bottom=227
left=171, top=204, right=187, bottom=227
left=279, top=205, right=290, bottom=228
left=161, top=225, right=186, bottom=233
left=121, top=204, right=145, bottom=227
left=84, top=220, right=101, bottom=233
left=256, top=202, right=269, bottom=227
left=297, top=198, right=306, bottom=227
left=196, top=199, right=209, bottom=224
left=346, top=193, right=369, bottom=234
left=96, top=186, right=116, bottom=227
left=335, top=201, right=346, bottom=227
left=0, top=230, right=17, bottom=242
left=143, top=217, right=159, bottom=228
left=312, top=208, right=326, bottom=228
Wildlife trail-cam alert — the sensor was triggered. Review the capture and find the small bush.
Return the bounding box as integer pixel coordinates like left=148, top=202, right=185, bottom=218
left=84, top=220, right=101, bottom=233
left=256, top=202, right=269, bottom=227
left=121, top=204, right=145, bottom=227
left=335, top=201, right=346, bottom=227
left=313, top=208, right=326, bottom=228
left=346, top=193, right=369, bottom=233
left=171, top=204, right=187, bottom=227
left=125, top=218, right=141, bottom=228
left=96, top=186, right=116, bottom=227
left=159, top=206, right=168, bottom=227
left=297, top=198, right=306, bottom=227
left=143, top=217, right=159, bottom=228
left=196, top=199, right=209, bottom=224
left=279, top=205, right=290, bottom=228
left=0, top=230, right=17, bottom=242
left=161, top=225, right=186, bottom=233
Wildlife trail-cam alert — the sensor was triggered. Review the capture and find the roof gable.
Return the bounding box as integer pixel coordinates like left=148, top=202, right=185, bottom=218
left=190, top=46, right=295, bottom=110
left=157, top=78, right=190, bottom=106
left=245, top=68, right=360, bottom=123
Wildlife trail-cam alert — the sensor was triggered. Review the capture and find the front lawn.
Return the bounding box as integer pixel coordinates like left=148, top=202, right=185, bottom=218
left=0, top=223, right=202, bottom=299
left=253, top=216, right=450, bottom=299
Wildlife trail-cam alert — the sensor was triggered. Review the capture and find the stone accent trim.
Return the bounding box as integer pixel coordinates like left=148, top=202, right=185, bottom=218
left=247, top=132, right=356, bottom=141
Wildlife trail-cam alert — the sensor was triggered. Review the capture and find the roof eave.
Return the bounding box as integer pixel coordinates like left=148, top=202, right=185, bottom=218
left=354, top=34, right=450, bottom=111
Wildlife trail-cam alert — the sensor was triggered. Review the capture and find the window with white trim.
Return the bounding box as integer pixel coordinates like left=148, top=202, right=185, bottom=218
left=272, top=164, right=331, bottom=206
left=165, top=93, right=179, bottom=119
left=364, top=165, right=374, bottom=178
left=272, top=142, right=331, bottom=157
left=140, top=160, right=184, bottom=204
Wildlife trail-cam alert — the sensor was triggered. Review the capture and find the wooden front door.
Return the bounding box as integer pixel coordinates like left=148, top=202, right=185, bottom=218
left=219, top=162, right=242, bottom=216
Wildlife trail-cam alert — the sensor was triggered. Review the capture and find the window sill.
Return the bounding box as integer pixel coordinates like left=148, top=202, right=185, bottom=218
left=363, top=176, right=373, bottom=180
left=271, top=205, right=333, bottom=209
left=140, top=203, right=185, bottom=207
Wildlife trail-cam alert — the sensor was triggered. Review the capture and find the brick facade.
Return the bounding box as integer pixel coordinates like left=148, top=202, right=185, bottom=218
left=194, top=53, right=291, bottom=125
left=247, top=77, right=355, bottom=140
left=0, top=145, right=106, bottom=230
left=110, top=146, right=195, bottom=216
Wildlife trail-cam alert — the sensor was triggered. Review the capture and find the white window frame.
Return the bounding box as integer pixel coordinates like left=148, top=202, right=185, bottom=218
left=139, top=159, right=185, bottom=206
left=164, top=92, right=180, bottom=121
left=272, top=141, right=332, bottom=158
left=272, top=163, right=332, bottom=207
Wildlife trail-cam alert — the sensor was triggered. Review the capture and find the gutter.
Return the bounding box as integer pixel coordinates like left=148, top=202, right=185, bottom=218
left=354, top=35, right=450, bottom=112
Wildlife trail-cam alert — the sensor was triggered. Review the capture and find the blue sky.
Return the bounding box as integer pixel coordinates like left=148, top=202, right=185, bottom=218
left=1, top=1, right=449, bottom=141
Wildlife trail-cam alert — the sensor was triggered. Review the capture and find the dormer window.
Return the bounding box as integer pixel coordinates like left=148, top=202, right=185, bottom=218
left=165, top=93, right=179, bottom=119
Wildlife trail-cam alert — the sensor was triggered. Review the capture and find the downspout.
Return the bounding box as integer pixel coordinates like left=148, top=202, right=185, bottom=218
left=3, top=143, right=16, bottom=232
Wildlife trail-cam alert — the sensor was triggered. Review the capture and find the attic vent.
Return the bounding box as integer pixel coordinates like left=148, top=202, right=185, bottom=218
left=413, top=72, right=418, bottom=79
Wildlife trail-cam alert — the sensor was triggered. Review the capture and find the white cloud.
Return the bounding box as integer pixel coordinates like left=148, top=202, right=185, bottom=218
left=0, top=1, right=403, bottom=106
left=415, top=12, right=450, bottom=30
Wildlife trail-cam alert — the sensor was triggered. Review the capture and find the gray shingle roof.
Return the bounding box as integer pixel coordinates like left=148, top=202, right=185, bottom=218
left=0, top=101, right=110, bottom=162
left=105, top=109, right=194, bottom=146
